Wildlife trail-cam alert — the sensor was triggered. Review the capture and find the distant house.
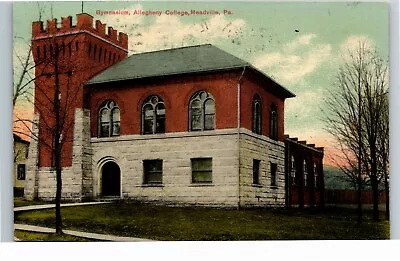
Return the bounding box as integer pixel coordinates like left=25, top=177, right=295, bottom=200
left=25, top=13, right=324, bottom=208
left=14, top=133, right=29, bottom=197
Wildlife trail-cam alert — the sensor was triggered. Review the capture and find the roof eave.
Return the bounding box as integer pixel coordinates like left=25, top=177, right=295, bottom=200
left=248, top=66, right=296, bottom=99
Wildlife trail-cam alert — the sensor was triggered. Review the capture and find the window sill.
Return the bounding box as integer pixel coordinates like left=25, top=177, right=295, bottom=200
left=252, top=184, right=263, bottom=188
left=141, top=184, right=164, bottom=188
left=189, top=183, right=214, bottom=187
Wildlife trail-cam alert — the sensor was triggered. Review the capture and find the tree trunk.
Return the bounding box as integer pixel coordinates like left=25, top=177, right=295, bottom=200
left=357, top=180, right=362, bottom=224
left=371, top=175, right=379, bottom=221
left=55, top=166, right=62, bottom=234
left=384, top=174, right=389, bottom=220
left=54, top=47, right=63, bottom=234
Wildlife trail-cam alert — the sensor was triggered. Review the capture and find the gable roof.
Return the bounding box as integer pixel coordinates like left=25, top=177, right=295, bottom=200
left=86, top=44, right=295, bottom=98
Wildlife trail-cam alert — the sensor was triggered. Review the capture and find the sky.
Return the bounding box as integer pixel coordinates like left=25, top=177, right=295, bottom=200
left=12, top=1, right=389, bottom=165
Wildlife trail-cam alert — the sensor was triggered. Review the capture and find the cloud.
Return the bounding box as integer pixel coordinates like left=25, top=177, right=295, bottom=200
left=252, top=34, right=332, bottom=85
left=101, top=4, right=246, bottom=53
left=285, top=89, right=324, bottom=121
left=340, top=35, right=373, bottom=54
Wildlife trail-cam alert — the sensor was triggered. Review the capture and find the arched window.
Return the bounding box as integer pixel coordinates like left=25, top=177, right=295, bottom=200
left=94, top=45, right=97, bottom=60
left=314, top=163, right=318, bottom=188
left=189, top=91, right=215, bottom=131
left=252, top=94, right=262, bottom=134
left=291, top=156, right=297, bottom=185
left=303, top=159, right=308, bottom=187
left=98, top=100, right=120, bottom=137
left=270, top=103, right=278, bottom=140
left=142, top=96, right=165, bottom=134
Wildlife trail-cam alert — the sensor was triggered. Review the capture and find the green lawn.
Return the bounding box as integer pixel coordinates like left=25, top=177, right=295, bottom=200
left=14, top=201, right=389, bottom=240
left=14, top=198, right=48, bottom=207
left=14, top=230, right=94, bottom=242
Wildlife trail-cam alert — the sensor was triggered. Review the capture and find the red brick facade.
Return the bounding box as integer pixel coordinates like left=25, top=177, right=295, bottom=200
left=88, top=69, right=287, bottom=141
left=285, top=137, right=325, bottom=207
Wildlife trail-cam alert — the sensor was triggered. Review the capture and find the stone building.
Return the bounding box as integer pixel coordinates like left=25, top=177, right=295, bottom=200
left=25, top=13, right=324, bottom=208
left=14, top=133, right=29, bottom=197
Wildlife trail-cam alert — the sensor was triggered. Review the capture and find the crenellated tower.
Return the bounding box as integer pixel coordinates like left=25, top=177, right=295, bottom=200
left=26, top=13, right=128, bottom=200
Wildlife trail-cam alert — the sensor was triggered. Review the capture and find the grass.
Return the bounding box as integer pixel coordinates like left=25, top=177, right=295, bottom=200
left=14, top=198, right=48, bottom=207
left=14, top=230, right=94, bottom=242
left=14, top=201, right=390, bottom=240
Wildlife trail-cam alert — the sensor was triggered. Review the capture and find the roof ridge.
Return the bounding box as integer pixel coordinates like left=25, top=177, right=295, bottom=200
left=130, top=43, right=213, bottom=56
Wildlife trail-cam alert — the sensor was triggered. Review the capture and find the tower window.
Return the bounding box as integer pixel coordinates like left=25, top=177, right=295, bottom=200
left=109, top=52, right=111, bottom=63
left=99, top=47, right=102, bottom=62
left=75, top=41, right=79, bottom=52
left=68, top=42, right=72, bottom=56
left=88, top=42, right=91, bottom=57
left=62, top=42, right=65, bottom=56
left=94, top=45, right=97, bottom=60
left=36, top=46, right=40, bottom=59
left=104, top=49, right=107, bottom=62
left=43, top=45, right=47, bottom=58
left=50, top=44, right=53, bottom=56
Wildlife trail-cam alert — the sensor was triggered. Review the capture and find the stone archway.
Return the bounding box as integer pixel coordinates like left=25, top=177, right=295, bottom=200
left=101, top=161, right=121, bottom=197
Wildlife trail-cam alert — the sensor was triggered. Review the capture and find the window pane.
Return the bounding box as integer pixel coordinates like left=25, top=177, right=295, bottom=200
left=144, top=160, right=163, bottom=184
left=253, top=160, right=260, bottom=184
left=112, top=121, right=120, bottom=136
left=204, top=99, right=215, bottom=114
left=270, top=163, right=277, bottom=186
left=101, top=108, right=109, bottom=122
left=204, top=114, right=215, bottom=130
left=17, top=164, right=26, bottom=180
left=144, top=119, right=153, bottom=134
left=192, top=158, right=212, bottom=171
left=143, top=104, right=154, bottom=134
left=156, top=116, right=165, bottom=133
left=192, top=171, right=212, bottom=183
left=112, top=108, right=120, bottom=121
left=144, top=105, right=154, bottom=118
left=191, top=115, right=202, bottom=130
left=100, top=123, right=109, bottom=137
left=156, top=103, right=165, bottom=133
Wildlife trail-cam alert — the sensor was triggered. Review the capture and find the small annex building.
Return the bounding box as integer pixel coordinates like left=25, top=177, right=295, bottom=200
left=25, top=13, right=324, bottom=208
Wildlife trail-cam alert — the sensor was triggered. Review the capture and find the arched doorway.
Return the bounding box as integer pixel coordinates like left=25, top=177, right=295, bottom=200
left=101, top=161, right=121, bottom=196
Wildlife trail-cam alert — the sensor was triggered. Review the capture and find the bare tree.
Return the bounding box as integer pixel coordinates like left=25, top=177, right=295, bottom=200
left=324, top=41, right=389, bottom=222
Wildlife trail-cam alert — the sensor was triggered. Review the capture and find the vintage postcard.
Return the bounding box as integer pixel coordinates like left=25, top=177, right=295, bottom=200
left=12, top=1, right=389, bottom=241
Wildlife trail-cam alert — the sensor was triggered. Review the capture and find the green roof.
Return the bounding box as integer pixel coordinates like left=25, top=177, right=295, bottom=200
left=86, top=44, right=295, bottom=98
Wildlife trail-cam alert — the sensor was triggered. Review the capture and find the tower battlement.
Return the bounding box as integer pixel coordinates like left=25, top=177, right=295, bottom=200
left=32, top=13, right=128, bottom=50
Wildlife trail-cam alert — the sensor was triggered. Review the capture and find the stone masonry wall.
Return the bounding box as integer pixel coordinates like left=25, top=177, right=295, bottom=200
left=238, top=128, right=286, bottom=207
left=24, top=114, right=40, bottom=199
left=25, top=110, right=91, bottom=201
left=91, top=129, right=240, bottom=207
